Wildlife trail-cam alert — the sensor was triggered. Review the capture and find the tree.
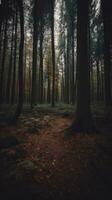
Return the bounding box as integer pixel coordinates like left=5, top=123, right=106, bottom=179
left=12, top=0, right=24, bottom=122
left=39, top=15, right=44, bottom=103
left=51, top=0, right=56, bottom=107
left=66, top=0, right=95, bottom=134
left=6, top=18, right=14, bottom=104
left=101, top=0, right=112, bottom=105
left=11, top=5, right=18, bottom=105
left=0, top=18, right=8, bottom=105
left=31, top=0, right=39, bottom=108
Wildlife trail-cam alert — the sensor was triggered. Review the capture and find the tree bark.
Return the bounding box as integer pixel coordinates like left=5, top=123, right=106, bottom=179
left=6, top=18, right=14, bottom=104
left=71, top=22, right=75, bottom=104
left=12, top=0, right=24, bottom=123
left=39, top=16, right=44, bottom=103
left=51, top=0, right=55, bottom=107
left=66, top=31, right=70, bottom=104
left=101, top=0, right=112, bottom=105
left=31, top=0, right=38, bottom=108
left=0, top=18, right=8, bottom=105
left=11, top=8, right=18, bottom=105
left=66, top=0, right=95, bottom=134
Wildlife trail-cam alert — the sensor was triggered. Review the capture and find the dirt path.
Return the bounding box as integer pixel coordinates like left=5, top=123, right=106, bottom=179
left=0, top=114, right=112, bottom=200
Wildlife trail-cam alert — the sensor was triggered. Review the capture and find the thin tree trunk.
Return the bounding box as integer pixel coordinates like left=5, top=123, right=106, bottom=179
left=101, top=58, right=104, bottom=101
left=39, top=16, right=44, bottom=103
left=71, top=24, right=75, bottom=104
left=6, top=18, right=14, bottom=104
left=47, top=60, right=51, bottom=104
left=11, top=8, right=18, bottom=105
left=103, top=25, right=111, bottom=105
left=101, top=0, right=112, bottom=105
left=0, top=18, right=8, bottom=105
left=96, top=58, right=100, bottom=101
left=51, top=0, right=55, bottom=107
left=63, top=33, right=67, bottom=103
left=0, top=19, right=3, bottom=63
left=66, top=31, right=70, bottom=104
left=61, top=66, right=65, bottom=102
left=12, top=0, right=24, bottom=122
left=31, top=0, right=38, bottom=108
left=24, top=38, right=27, bottom=103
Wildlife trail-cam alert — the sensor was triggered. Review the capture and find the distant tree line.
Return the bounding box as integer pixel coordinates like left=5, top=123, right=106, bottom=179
left=0, top=0, right=112, bottom=131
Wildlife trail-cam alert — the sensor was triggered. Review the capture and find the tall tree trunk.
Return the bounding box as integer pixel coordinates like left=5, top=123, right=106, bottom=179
left=6, top=18, right=14, bottom=104
left=47, top=77, right=51, bottom=104
left=101, top=58, right=104, bottom=101
left=28, top=52, right=32, bottom=103
left=31, top=0, right=38, bottom=108
left=96, top=32, right=100, bottom=101
left=0, top=19, right=2, bottom=39
left=101, top=0, right=111, bottom=105
left=71, top=23, right=75, bottom=104
left=51, top=0, right=55, bottom=107
left=66, top=31, right=70, bottom=104
left=61, top=66, right=65, bottom=102
left=63, top=33, right=67, bottom=103
left=96, top=58, right=100, bottom=101
left=11, top=8, right=18, bottom=105
left=0, top=18, right=8, bottom=105
left=39, top=16, right=44, bottom=103
left=66, top=0, right=95, bottom=134
left=0, top=19, right=3, bottom=63
left=55, top=68, right=59, bottom=102
left=12, top=0, right=24, bottom=122
left=47, top=59, right=51, bottom=104
left=24, top=37, right=27, bottom=103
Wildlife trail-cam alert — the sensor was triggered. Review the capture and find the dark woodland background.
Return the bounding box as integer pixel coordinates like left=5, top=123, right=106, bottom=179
left=0, top=0, right=112, bottom=200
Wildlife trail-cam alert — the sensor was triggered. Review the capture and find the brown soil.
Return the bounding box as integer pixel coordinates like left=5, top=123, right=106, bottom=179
left=0, top=113, right=112, bottom=200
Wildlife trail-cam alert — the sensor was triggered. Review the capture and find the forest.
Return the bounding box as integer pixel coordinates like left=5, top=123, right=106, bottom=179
left=0, top=0, right=112, bottom=199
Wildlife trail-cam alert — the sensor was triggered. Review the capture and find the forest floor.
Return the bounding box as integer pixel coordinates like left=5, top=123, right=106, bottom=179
left=0, top=104, right=112, bottom=200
